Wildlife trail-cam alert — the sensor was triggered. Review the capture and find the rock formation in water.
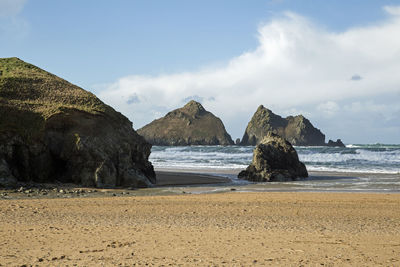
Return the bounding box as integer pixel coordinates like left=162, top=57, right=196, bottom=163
left=238, top=133, right=308, bottom=182
left=327, top=139, right=345, bottom=147
left=137, top=100, right=234, bottom=146
left=0, top=57, right=155, bottom=188
left=240, top=105, right=326, bottom=146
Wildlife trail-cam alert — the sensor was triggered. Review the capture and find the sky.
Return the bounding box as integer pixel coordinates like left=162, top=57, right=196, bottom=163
left=1, top=0, right=400, bottom=144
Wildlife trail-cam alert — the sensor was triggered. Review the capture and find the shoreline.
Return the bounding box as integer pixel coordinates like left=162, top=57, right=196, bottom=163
left=154, top=168, right=400, bottom=195
left=155, top=166, right=400, bottom=178
left=1, top=169, right=399, bottom=200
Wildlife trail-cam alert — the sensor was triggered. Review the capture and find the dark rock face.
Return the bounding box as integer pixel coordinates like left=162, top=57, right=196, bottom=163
left=327, top=139, right=345, bottom=147
left=0, top=57, right=155, bottom=188
left=138, top=100, right=234, bottom=146
left=238, top=133, right=308, bottom=182
left=240, top=105, right=326, bottom=146
left=235, top=138, right=241, bottom=145
left=0, top=158, right=17, bottom=187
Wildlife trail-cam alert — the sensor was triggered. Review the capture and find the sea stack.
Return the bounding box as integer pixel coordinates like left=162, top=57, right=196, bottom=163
left=327, top=139, right=346, bottom=147
left=240, top=105, right=325, bottom=146
left=0, top=57, right=155, bottom=188
left=238, top=133, right=308, bottom=182
left=138, top=100, right=234, bottom=146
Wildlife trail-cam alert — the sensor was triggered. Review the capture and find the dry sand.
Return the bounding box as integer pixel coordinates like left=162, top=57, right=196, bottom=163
left=1, top=192, right=400, bottom=266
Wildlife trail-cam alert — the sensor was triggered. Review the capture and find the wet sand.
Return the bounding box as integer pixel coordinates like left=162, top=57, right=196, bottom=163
left=2, top=169, right=397, bottom=201
left=1, top=192, right=400, bottom=266
left=156, top=171, right=231, bottom=186
left=0, top=171, right=231, bottom=200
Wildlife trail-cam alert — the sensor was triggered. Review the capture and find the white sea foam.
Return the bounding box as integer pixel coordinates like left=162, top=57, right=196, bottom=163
left=150, top=145, right=400, bottom=174
left=149, top=144, right=400, bottom=193
left=306, top=166, right=399, bottom=174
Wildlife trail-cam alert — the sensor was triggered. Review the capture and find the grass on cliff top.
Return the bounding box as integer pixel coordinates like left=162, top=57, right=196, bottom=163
left=0, top=57, right=122, bottom=140
left=0, top=57, right=109, bottom=117
left=0, top=57, right=54, bottom=79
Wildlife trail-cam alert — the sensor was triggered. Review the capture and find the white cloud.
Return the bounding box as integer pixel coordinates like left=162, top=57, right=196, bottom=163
left=0, top=0, right=29, bottom=39
left=384, top=5, right=400, bottom=16
left=99, top=7, right=400, bottom=143
left=317, top=101, right=340, bottom=117
left=343, top=101, right=395, bottom=115
left=0, top=0, right=27, bottom=17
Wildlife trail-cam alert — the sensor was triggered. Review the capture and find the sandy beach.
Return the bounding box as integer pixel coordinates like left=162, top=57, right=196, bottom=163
left=2, top=2, right=400, bottom=265
left=1, top=174, right=400, bottom=266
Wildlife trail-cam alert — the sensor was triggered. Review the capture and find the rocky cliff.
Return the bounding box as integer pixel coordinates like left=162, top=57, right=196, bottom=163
left=240, top=105, right=326, bottom=146
left=138, top=101, right=234, bottom=146
left=0, top=57, right=155, bottom=188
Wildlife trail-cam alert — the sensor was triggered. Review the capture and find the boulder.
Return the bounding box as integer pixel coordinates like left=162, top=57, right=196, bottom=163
left=138, top=100, right=234, bottom=146
left=238, top=133, right=308, bottom=182
left=240, top=105, right=326, bottom=146
left=235, top=138, right=241, bottom=145
left=0, top=57, right=155, bottom=188
left=327, top=139, right=345, bottom=147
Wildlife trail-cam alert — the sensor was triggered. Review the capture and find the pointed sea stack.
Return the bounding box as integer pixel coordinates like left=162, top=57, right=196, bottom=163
left=240, top=105, right=325, bottom=146
left=0, top=57, right=155, bottom=188
left=138, top=100, right=234, bottom=146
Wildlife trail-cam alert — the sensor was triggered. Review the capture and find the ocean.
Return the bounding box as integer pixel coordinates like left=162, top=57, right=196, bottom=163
left=150, top=144, right=400, bottom=192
